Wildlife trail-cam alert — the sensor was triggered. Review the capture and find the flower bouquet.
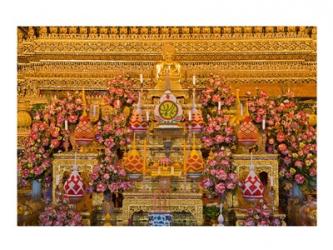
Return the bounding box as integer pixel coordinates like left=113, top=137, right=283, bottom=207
left=39, top=199, right=82, bottom=226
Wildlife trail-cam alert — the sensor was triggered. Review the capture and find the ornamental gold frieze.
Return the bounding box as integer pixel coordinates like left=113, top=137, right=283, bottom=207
left=19, top=26, right=316, bottom=41
left=18, top=52, right=316, bottom=63
left=21, top=78, right=316, bottom=97
left=19, top=39, right=315, bottom=58
left=19, top=70, right=316, bottom=80
left=18, top=60, right=316, bottom=73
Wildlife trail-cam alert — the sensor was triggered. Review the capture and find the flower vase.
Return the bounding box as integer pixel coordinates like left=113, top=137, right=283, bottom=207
left=291, top=182, right=304, bottom=201
left=31, top=179, right=42, bottom=201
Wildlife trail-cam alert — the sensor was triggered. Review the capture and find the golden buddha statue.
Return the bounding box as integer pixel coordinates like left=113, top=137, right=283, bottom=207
left=149, top=43, right=188, bottom=99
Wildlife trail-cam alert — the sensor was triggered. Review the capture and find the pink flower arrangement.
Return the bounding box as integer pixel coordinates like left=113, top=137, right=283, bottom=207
left=105, top=76, right=138, bottom=110
left=247, top=90, right=317, bottom=192
left=240, top=202, right=283, bottom=226
left=18, top=92, right=83, bottom=182
left=89, top=163, right=132, bottom=193
left=201, top=148, right=238, bottom=196
left=201, top=115, right=237, bottom=151
left=200, top=75, right=235, bottom=112
left=39, top=199, right=82, bottom=226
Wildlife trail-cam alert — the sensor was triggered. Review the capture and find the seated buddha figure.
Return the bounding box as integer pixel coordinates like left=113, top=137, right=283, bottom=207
left=155, top=43, right=181, bottom=80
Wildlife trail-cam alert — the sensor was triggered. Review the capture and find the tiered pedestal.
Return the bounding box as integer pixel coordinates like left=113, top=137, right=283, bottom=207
left=121, top=176, right=203, bottom=225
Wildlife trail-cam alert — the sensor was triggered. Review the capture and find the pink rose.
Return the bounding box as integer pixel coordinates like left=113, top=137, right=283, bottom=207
left=215, top=169, right=228, bottom=180
left=103, top=173, right=110, bottom=180
left=226, top=182, right=236, bottom=190
left=228, top=173, right=238, bottom=182
left=202, top=178, right=213, bottom=188
left=22, top=168, right=30, bottom=178
left=90, top=172, right=98, bottom=181
left=309, top=167, right=316, bottom=176
left=215, top=183, right=226, bottom=195
left=295, top=174, right=305, bottom=184
left=277, top=131, right=285, bottom=143
left=96, top=183, right=106, bottom=192
left=225, top=127, right=233, bottom=135
left=31, top=132, right=38, bottom=140
left=212, top=94, right=220, bottom=103
left=68, top=114, right=78, bottom=123
left=225, top=136, right=233, bottom=143
left=51, top=139, right=60, bottom=149
left=119, top=169, right=126, bottom=177
left=215, top=135, right=225, bottom=144
left=294, top=160, right=304, bottom=168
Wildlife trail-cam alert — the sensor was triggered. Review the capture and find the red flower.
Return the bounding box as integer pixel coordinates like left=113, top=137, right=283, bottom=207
left=295, top=174, right=305, bottom=184
left=277, top=131, right=285, bottom=142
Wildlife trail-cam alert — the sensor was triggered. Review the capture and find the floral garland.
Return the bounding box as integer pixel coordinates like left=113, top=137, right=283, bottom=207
left=39, top=199, right=82, bottom=226
left=239, top=202, right=283, bottom=226
left=18, top=92, right=83, bottom=183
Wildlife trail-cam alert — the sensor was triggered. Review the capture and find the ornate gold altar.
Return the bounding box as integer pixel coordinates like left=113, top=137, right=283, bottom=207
left=17, top=26, right=317, bottom=226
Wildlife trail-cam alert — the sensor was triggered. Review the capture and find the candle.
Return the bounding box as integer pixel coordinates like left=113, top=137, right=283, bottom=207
left=56, top=175, right=60, bottom=185
left=168, top=65, right=171, bottom=72
left=64, top=120, right=68, bottom=130
left=171, top=166, right=174, bottom=175
left=146, top=110, right=149, bottom=121
left=188, top=110, right=192, bottom=121
left=218, top=101, right=221, bottom=111
left=93, top=105, right=96, bottom=116
left=140, top=74, right=143, bottom=84
left=262, top=117, right=266, bottom=130
left=240, top=103, right=244, bottom=116
left=270, top=176, right=274, bottom=187
left=192, top=75, right=196, bottom=86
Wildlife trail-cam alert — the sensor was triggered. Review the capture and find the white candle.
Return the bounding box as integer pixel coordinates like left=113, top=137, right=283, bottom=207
left=218, top=101, right=221, bottom=111
left=140, top=74, right=143, bottom=84
left=65, top=120, right=68, bottom=130
left=56, top=175, right=60, bottom=185
left=93, top=105, right=96, bottom=116
left=168, top=65, right=171, bottom=72
left=240, top=103, right=244, bottom=116
left=146, top=110, right=149, bottom=121
left=270, top=176, right=274, bottom=187
left=262, top=117, right=266, bottom=130
left=192, top=75, right=196, bottom=86
left=189, top=110, right=192, bottom=121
